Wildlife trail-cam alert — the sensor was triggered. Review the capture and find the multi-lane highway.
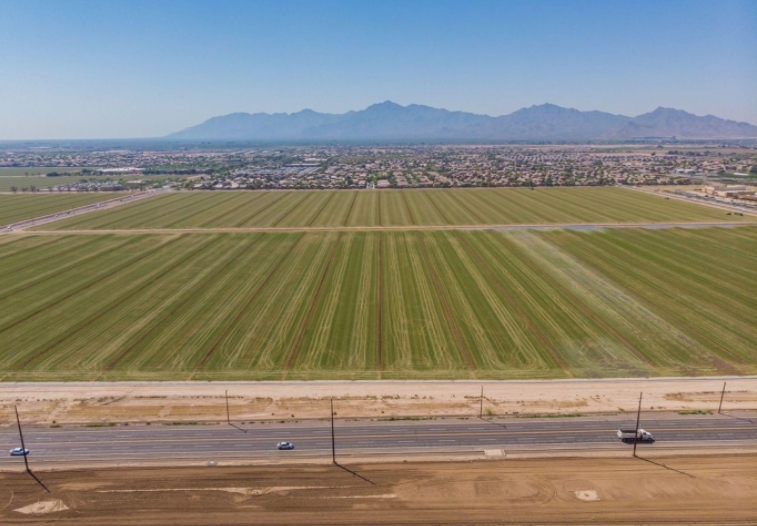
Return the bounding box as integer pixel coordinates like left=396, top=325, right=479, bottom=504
left=2, top=414, right=756, bottom=466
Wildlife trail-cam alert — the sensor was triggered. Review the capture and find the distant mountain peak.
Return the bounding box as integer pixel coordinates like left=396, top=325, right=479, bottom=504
left=167, top=102, right=757, bottom=141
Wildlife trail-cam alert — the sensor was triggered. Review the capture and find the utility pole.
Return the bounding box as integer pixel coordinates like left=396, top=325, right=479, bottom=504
left=15, top=406, right=30, bottom=473
left=718, top=382, right=727, bottom=414
left=633, top=392, right=642, bottom=458
left=225, top=390, right=230, bottom=424
left=479, top=386, right=484, bottom=419
left=330, top=398, right=336, bottom=464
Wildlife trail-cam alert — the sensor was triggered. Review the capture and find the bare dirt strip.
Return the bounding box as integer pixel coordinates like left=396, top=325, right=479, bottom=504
left=3, top=455, right=757, bottom=524
left=16, top=221, right=756, bottom=235
left=2, top=377, right=755, bottom=425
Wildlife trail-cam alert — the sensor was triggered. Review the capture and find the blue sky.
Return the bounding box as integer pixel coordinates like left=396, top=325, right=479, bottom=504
left=0, top=0, right=755, bottom=139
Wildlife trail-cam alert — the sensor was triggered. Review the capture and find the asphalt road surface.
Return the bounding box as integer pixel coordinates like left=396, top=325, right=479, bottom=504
left=2, top=414, right=756, bottom=466
left=0, top=190, right=160, bottom=231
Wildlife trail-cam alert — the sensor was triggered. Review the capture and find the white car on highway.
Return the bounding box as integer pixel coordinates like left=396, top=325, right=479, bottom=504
left=9, top=447, right=29, bottom=456
left=276, top=441, right=294, bottom=450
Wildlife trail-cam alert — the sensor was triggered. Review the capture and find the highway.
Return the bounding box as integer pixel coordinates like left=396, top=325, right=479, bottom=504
left=0, top=189, right=160, bottom=232
left=2, top=414, right=756, bottom=466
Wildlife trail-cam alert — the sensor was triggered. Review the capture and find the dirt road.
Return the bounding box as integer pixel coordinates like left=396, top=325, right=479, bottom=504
left=3, top=455, right=756, bottom=524
left=2, top=377, right=755, bottom=425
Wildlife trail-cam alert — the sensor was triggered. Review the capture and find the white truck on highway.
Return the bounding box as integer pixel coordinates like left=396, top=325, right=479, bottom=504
left=617, top=429, right=654, bottom=442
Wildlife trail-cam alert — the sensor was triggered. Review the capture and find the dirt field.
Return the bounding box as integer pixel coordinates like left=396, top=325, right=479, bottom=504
left=2, top=378, right=755, bottom=425
left=2, top=455, right=756, bottom=524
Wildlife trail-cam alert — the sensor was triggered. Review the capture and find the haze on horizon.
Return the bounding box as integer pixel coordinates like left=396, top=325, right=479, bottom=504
left=0, top=0, right=755, bottom=140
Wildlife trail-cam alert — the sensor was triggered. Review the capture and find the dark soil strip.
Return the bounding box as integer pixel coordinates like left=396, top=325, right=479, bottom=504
left=415, top=232, right=474, bottom=373
left=235, top=192, right=288, bottom=227
left=455, top=233, right=569, bottom=372
left=424, top=191, right=453, bottom=224
left=377, top=192, right=382, bottom=227
left=193, top=234, right=305, bottom=372
left=95, top=194, right=197, bottom=229
left=198, top=193, right=265, bottom=227
left=281, top=232, right=344, bottom=379
left=0, top=236, right=70, bottom=264
left=578, top=243, right=747, bottom=364
left=0, top=236, right=137, bottom=303
left=126, top=194, right=219, bottom=229
left=445, top=191, right=488, bottom=224
left=343, top=192, right=358, bottom=226
left=16, top=236, right=217, bottom=370
left=377, top=232, right=383, bottom=377
left=0, top=236, right=102, bottom=278
left=105, top=235, right=262, bottom=370
left=0, top=236, right=177, bottom=336
left=162, top=195, right=235, bottom=228
left=400, top=191, right=417, bottom=226
left=307, top=191, right=336, bottom=227
left=271, top=192, right=314, bottom=227
left=503, top=236, right=655, bottom=366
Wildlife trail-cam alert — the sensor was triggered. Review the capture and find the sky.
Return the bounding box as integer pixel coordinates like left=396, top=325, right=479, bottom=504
left=0, top=0, right=755, bottom=139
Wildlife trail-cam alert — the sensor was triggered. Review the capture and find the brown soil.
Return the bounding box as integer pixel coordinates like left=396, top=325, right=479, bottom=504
left=2, top=378, right=756, bottom=426
left=2, top=455, right=756, bottom=524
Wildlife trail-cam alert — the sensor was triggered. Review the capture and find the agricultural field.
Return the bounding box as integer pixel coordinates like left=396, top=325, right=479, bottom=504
left=0, top=227, right=755, bottom=381
left=0, top=174, right=182, bottom=192
left=0, top=167, right=85, bottom=177
left=37, top=187, right=749, bottom=230
left=0, top=193, right=117, bottom=226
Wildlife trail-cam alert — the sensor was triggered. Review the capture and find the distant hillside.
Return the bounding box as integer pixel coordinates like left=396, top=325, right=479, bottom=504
left=167, top=101, right=757, bottom=141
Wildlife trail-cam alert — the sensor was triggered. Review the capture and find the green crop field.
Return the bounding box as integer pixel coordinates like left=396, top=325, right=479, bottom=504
left=0, top=227, right=755, bottom=381
left=0, top=167, right=85, bottom=177
left=37, top=187, right=748, bottom=230
left=0, top=174, right=182, bottom=192
left=0, top=194, right=118, bottom=226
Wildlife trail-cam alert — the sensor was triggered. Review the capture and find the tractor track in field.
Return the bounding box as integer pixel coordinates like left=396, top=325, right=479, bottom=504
left=195, top=192, right=263, bottom=227
left=377, top=193, right=382, bottom=226
left=271, top=192, right=314, bottom=228
left=401, top=191, right=417, bottom=226
left=377, top=233, right=383, bottom=377
left=414, top=232, right=475, bottom=374
left=191, top=234, right=305, bottom=374
left=454, top=232, right=570, bottom=372
left=15, top=236, right=219, bottom=370
left=281, top=232, right=344, bottom=379
left=307, top=191, right=336, bottom=227
left=0, top=236, right=179, bottom=337
left=447, top=191, right=489, bottom=224
left=0, top=236, right=100, bottom=276
left=96, top=193, right=200, bottom=230
left=233, top=192, right=288, bottom=227
left=0, top=236, right=69, bottom=263
left=0, top=236, right=138, bottom=303
left=502, top=235, right=656, bottom=367
left=424, top=191, right=453, bottom=224
left=343, top=191, right=358, bottom=226
left=161, top=194, right=238, bottom=229
left=103, top=235, right=263, bottom=371
left=577, top=242, right=750, bottom=365
left=25, top=221, right=756, bottom=235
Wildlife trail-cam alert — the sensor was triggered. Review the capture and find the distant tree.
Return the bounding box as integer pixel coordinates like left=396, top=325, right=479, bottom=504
left=10, top=186, right=17, bottom=193
left=750, top=165, right=757, bottom=174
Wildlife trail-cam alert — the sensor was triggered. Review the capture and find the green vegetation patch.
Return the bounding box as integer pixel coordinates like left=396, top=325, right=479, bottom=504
left=0, top=193, right=116, bottom=225
left=37, top=187, right=751, bottom=231
left=0, top=227, right=755, bottom=381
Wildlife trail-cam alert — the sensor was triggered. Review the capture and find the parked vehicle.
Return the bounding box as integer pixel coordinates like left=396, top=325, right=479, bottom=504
left=617, top=429, right=654, bottom=442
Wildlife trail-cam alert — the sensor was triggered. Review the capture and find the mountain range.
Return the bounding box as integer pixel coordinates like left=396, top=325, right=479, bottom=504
left=167, top=101, right=757, bottom=141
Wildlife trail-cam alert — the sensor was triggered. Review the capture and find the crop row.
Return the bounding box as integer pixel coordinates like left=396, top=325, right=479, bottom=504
left=0, top=193, right=115, bottom=225
left=0, top=228, right=755, bottom=380
left=37, top=187, right=749, bottom=230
